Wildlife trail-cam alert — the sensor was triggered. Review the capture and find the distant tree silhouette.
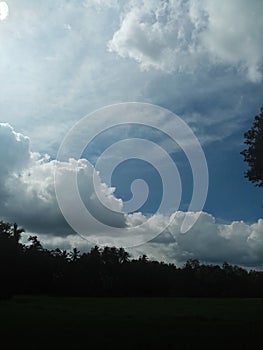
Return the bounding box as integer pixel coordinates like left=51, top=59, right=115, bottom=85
left=69, top=248, right=80, bottom=262
left=1, top=220, right=263, bottom=298
left=12, top=223, right=24, bottom=243
left=138, top=254, right=148, bottom=263
left=28, top=235, right=43, bottom=251
left=118, top=247, right=130, bottom=264
left=185, top=259, right=201, bottom=270
left=0, top=222, right=24, bottom=298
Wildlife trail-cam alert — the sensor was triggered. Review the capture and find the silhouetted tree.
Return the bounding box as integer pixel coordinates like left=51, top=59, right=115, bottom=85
left=0, top=221, right=24, bottom=298
left=241, top=106, right=263, bottom=187
left=28, top=235, right=43, bottom=251
left=69, top=248, right=80, bottom=262
left=185, top=259, right=201, bottom=270
left=1, top=220, right=263, bottom=298
left=12, top=223, right=24, bottom=243
left=138, top=254, right=148, bottom=263
left=118, top=247, right=130, bottom=264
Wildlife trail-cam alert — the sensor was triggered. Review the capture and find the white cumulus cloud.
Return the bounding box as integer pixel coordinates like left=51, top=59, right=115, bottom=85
left=108, top=0, right=263, bottom=82
left=0, top=123, right=126, bottom=235
left=130, top=212, right=263, bottom=268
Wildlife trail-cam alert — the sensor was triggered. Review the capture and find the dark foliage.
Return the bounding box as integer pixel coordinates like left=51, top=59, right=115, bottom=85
left=1, top=220, right=263, bottom=299
left=241, top=106, right=263, bottom=187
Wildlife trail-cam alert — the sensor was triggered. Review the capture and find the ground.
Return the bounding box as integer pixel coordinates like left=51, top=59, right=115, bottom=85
left=0, top=296, right=262, bottom=349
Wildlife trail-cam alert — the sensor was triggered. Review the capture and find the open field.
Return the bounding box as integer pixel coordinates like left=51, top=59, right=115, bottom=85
left=0, top=296, right=262, bottom=349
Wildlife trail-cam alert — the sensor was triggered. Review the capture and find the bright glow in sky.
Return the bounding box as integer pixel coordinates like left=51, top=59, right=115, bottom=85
left=0, top=2, right=8, bottom=21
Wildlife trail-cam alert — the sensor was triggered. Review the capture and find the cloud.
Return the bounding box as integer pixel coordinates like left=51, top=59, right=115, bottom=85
left=0, top=0, right=262, bottom=264
left=0, top=123, right=126, bottom=235
left=34, top=210, right=263, bottom=269
left=168, top=212, right=255, bottom=264
left=108, top=0, right=263, bottom=82
left=0, top=0, right=147, bottom=155
left=0, top=123, right=31, bottom=175
left=1, top=0, right=261, bottom=159
left=0, top=123, right=174, bottom=247
left=130, top=212, right=263, bottom=268
left=1, top=124, right=263, bottom=268
left=83, top=0, right=120, bottom=10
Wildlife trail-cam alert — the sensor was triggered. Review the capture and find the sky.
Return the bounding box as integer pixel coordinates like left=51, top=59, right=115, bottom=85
left=0, top=0, right=263, bottom=267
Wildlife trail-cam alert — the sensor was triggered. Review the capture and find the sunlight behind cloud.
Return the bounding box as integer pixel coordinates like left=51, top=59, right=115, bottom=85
left=0, top=1, right=8, bottom=21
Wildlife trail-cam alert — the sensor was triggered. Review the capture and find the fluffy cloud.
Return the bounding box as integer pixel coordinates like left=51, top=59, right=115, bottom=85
left=168, top=212, right=261, bottom=265
left=130, top=212, right=263, bottom=268
left=36, top=211, right=263, bottom=269
left=108, top=0, right=263, bottom=82
left=1, top=123, right=263, bottom=268
left=0, top=123, right=126, bottom=235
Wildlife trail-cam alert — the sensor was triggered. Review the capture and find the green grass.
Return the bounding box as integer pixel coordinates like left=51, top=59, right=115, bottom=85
left=1, top=296, right=262, bottom=349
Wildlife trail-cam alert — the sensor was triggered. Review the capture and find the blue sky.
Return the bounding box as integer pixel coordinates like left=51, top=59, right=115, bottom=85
left=0, top=0, right=263, bottom=266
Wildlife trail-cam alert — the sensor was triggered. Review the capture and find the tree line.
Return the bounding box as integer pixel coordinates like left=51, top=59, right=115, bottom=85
left=1, top=221, right=263, bottom=299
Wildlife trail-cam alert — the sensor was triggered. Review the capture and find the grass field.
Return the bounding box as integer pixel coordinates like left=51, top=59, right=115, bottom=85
left=0, top=296, right=262, bottom=349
